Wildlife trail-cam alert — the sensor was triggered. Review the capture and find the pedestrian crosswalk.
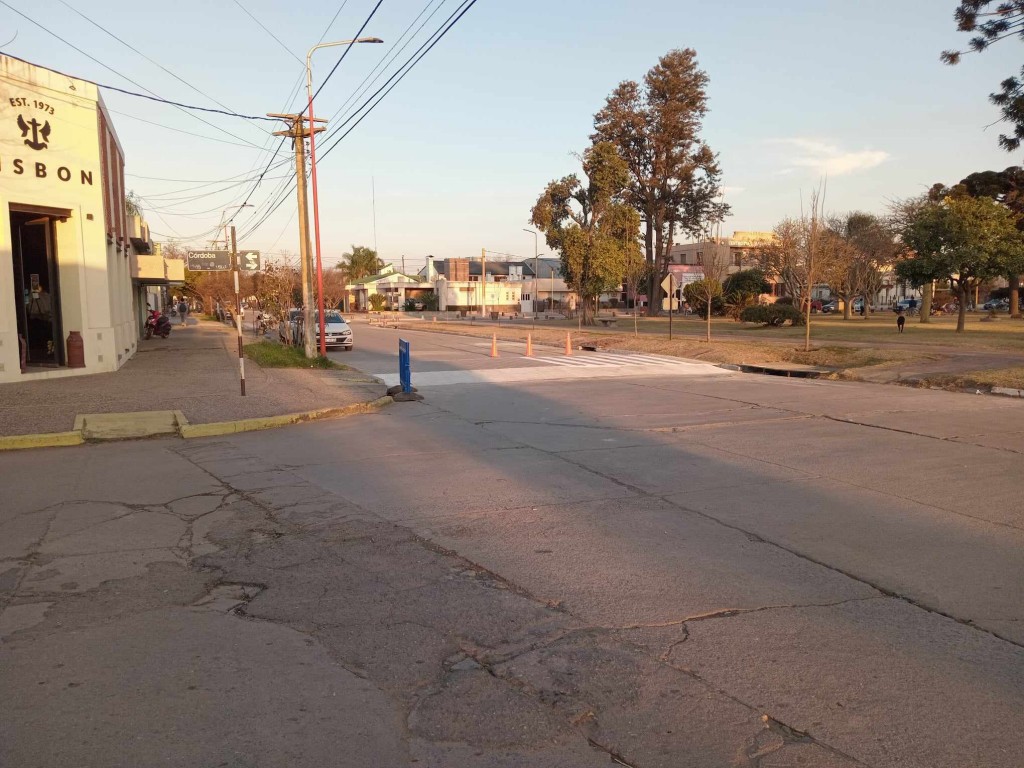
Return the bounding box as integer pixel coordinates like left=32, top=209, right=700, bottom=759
left=537, top=351, right=688, bottom=368
left=372, top=351, right=730, bottom=388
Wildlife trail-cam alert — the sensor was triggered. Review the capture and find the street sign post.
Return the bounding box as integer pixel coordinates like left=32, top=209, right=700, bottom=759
left=661, top=274, right=677, bottom=340
left=398, top=339, right=412, bottom=394
left=186, top=250, right=231, bottom=271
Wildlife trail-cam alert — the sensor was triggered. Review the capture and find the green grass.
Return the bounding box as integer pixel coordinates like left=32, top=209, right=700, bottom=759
left=244, top=341, right=345, bottom=370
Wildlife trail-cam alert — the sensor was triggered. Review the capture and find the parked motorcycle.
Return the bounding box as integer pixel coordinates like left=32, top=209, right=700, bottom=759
left=145, top=310, right=172, bottom=340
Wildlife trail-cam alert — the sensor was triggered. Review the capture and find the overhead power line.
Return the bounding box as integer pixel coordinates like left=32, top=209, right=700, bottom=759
left=0, top=3, right=270, bottom=147
left=231, top=0, right=303, bottom=65
left=311, top=0, right=385, bottom=103
left=319, top=0, right=481, bottom=162
left=55, top=0, right=268, bottom=133
left=238, top=0, right=480, bottom=242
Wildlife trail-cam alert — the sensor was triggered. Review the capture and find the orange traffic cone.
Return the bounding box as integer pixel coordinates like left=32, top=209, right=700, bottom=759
left=565, top=332, right=572, bottom=356
left=525, top=334, right=533, bottom=357
left=490, top=333, right=499, bottom=358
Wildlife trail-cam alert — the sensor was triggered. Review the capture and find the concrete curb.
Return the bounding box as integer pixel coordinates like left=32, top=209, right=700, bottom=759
left=177, top=396, right=393, bottom=439
left=0, top=431, right=85, bottom=451
left=0, top=396, right=393, bottom=452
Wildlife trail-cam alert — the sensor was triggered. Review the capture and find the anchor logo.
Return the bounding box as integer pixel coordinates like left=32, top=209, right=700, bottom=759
left=17, top=114, right=51, bottom=150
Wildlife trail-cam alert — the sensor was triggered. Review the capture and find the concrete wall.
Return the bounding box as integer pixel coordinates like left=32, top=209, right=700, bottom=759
left=0, top=55, right=136, bottom=382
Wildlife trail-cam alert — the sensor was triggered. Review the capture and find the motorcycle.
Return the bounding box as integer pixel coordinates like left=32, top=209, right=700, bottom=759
left=145, top=310, right=172, bottom=339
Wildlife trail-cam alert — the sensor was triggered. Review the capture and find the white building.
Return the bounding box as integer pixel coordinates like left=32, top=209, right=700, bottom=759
left=1, top=54, right=166, bottom=382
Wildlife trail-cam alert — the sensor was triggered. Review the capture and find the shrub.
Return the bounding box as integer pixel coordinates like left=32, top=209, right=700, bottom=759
left=774, top=296, right=795, bottom=306
left=722, top=268, right=771, bottom=298
left=368, top=294, right=388, bottom=311
left=683, top=278, right=725, bottom=316
left=740, top=304, right=805, bottom=326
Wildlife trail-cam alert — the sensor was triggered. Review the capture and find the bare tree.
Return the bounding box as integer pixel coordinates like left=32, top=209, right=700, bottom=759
left=690, top=247, right=730, bottom=342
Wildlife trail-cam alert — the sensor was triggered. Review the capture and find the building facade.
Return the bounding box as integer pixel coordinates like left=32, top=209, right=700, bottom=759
left=1, top=54, right=146, bottom=382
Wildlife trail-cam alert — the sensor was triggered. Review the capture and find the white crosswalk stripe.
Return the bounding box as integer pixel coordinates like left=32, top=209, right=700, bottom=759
left=371, top=351, right=730, bottom=388
left=538, top=352, right=683, bottom=368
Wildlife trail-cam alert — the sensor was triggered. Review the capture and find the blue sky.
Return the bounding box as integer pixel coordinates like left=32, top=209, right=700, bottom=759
left=2, top=0, right=1021, bottom=267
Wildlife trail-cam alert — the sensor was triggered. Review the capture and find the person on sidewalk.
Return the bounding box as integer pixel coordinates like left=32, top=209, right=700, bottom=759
left=177, top=299, right=188, bottom=325
left=897, top=310, right=906, bottom=333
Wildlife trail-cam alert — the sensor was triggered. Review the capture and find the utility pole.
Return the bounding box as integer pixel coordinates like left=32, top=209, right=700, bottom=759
left=270, top=112, right=324, bottom=359
left=480, top=247, right=487, bottom=319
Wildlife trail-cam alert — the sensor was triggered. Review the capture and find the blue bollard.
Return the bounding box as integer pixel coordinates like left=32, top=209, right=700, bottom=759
left=399, top=339, right=412, bottom=394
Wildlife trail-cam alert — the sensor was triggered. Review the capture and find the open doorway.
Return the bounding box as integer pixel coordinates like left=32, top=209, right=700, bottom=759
left=10, top=209, right=63, bottom=368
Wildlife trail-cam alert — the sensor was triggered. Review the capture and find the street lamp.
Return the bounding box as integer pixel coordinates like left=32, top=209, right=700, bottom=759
left=307, top=37, right=384, bottom=356
left=522, top=228, right=539, bottom=324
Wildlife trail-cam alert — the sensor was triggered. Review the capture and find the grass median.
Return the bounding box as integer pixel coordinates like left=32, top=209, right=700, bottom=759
left=244, top=340, right=346, bottom=370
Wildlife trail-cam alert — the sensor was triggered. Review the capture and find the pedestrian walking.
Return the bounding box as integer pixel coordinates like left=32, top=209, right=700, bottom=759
left=897, top=310, right=906, bottom=333
left=177, top=299, right=188, bottom=325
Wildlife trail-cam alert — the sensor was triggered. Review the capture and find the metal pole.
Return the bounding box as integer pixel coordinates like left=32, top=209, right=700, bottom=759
left=480, top=247, right=487, bottom=318
left=230, top=226, right=245, bottom=396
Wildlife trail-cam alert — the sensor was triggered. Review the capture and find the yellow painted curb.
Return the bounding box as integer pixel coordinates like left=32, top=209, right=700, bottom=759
left=0, top=397, right=391, bottom=451
left=177, top=396, right=394, bottom=439
left=0, top=431, right=85, bottom=451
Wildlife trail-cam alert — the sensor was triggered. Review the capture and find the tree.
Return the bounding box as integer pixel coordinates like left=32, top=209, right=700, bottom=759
left=340, top=246, right=383, bottom=282
left=755, top=186, right=834, bottom=350
left=942, top=1, right=1024, bottom=151
left=254, top=261, right=299, bottom=342
left=824, top=213, right=900, bottom=320
left=368, top=293, right=388, bottom=311
left=529, top=142, right=642, bottom=326
left=621, top=244, right=650, bottom=336
left=693, top=246, right=729, bottom=342
left=592, top=49, right=727, bottom=316
left=896, top=194, right=1024, bottom=331
left=931, top=167, right=1024, bottom=317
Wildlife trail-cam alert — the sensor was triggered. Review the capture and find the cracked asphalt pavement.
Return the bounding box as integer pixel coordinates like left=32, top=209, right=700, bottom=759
left=2, top=327, right=1023, bottom=767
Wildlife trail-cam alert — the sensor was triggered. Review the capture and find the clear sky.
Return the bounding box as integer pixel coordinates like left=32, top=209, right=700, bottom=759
left=2, top=0, right=1021, bottom=269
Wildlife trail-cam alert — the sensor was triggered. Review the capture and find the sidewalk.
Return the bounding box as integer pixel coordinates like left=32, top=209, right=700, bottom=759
left=0, top=320, right=386, bottom=438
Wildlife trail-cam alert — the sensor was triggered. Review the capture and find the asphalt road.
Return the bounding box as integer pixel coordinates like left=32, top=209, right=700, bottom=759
left=3, top=321, right=1023, bottom=767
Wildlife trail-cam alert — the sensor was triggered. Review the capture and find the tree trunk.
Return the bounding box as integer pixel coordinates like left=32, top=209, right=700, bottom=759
left=706, top=301, right=711, bottom=342
left=842, top=293, right=852, bottom=320
left=956, top=284, right=967, bottom=333
left=920, top=282, right=932, bottom=324
left=1010, top=275, right=1021, bottom=319
left=862, top=293, right=872, bottom=318
left=644, top=217, right=657, bottom=315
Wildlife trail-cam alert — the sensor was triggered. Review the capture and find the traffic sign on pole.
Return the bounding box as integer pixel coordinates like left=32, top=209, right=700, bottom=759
left=240, top=251, right=261, bottom=271
left=186, top=250, right=231, bottom=271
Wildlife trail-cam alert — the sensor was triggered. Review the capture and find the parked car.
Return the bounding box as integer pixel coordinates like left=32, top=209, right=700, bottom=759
left=278, top=308, right=302, bottom=343
left=982, top=298, right=1010, bottom=311
left=294, top=310, right=354, bottom=351
left=821, top=300, right=839, bottom=314
left=893, top=299, right=914, bottom=313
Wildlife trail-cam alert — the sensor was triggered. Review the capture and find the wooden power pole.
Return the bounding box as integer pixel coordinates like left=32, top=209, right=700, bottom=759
left=270, top=112, right=325, bottom=360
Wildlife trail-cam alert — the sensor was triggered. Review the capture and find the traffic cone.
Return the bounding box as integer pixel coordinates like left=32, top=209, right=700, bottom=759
left=525, top=334, right=533, bottom=357
left=490, top=333, right=499, bottom=358
left=565, top=332, right=572, bottom=356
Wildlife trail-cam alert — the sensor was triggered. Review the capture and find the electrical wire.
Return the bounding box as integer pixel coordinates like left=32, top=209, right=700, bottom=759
left=318, top=0, right=480, bottom=162
left=239, top=0, right=480, bottom=241
left=311, top=0, right=384, bottom=103
left=107, top=109, right=270, bottom=149
left=327, top=0, right=446, bottom=126
left=55, top=0, right=269, bottom=135
left=231, top=0, right=303, bottom=65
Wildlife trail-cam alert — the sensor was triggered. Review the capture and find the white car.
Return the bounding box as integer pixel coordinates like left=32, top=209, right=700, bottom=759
left=295, top=310, right=354, bottom=351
